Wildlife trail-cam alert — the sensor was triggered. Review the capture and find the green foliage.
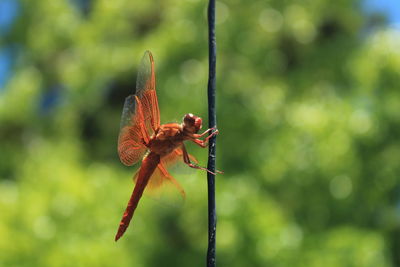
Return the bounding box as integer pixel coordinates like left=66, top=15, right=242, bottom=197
left=1, top=0, right=400, bottom=266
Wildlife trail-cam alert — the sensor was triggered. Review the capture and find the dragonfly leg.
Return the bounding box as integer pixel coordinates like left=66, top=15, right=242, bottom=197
left=181, top=144, right=223, bottom=175
left=191, top=129, right=219, bottom=148
left=193, top=127, right=216, bottom=138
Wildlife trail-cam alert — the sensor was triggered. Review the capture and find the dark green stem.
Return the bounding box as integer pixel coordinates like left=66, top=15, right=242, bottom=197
left=206, top=0, right=217, bottom=266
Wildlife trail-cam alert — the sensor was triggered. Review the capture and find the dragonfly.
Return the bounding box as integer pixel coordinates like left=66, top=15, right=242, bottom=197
left=115, top=51, right=220, bottom=241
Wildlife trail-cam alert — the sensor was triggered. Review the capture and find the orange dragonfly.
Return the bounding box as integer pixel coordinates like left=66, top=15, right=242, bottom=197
left=115, top=51, right=219, bottom=241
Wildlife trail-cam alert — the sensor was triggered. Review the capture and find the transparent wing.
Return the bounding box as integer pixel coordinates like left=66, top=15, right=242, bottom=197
left=135, top=50, right=160, bottom=134
left=118, top=96, right=148, bottom=166
left=133, top=161, right=186, bottom=199
left=132, top=148, right=198, bottom=198
left=118, top=51, right=161, bottom=166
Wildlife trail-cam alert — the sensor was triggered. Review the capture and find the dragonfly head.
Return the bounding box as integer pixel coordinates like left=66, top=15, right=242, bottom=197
left=183, top=113, right=202, bottom=133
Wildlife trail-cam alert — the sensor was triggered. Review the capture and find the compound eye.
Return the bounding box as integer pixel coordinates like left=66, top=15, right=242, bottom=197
left=194, top=117, right=202, bottom=130
left=184, top=113, right=195, bottom=124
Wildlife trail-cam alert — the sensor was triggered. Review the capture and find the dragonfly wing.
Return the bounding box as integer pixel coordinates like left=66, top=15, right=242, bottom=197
left=134, top=148, right=197, bottom=198
left=134, top=162, right=186, bottom=199
left=118, top=96, right=148, bottom=166
left=165, top=147, right=198, bottom=165
left=156, top=163, right=185, bottom=199
left=136, top=51, right=160, bottom=133
left=158, top=147, right=198, bottom=198
left=118, top=51, right=161, bottom=166
left=132, top=148, right=194, bottom=199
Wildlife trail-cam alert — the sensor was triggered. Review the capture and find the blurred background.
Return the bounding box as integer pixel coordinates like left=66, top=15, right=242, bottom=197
left=1, top=0, right=400, bottom=266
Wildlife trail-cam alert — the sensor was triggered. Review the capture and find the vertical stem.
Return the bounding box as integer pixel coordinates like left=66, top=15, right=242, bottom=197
left=206, top=0, right=217, bottom=266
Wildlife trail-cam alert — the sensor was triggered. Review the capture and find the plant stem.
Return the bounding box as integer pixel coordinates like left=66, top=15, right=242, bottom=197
left=206, top=0, right=217, bottom=266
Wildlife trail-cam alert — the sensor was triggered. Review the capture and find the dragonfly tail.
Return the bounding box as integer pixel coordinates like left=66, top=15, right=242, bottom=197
left=115, top=152, right=160, bottom=241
